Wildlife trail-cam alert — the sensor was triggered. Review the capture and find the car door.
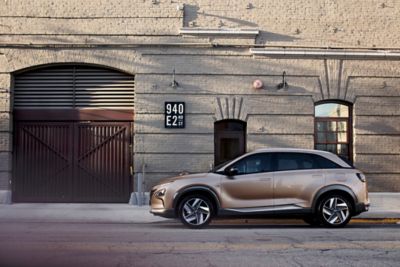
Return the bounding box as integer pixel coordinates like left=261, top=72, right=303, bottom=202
left=273, top=153, right=324, bottom=209
left=220, top=153, right=274, bottom=209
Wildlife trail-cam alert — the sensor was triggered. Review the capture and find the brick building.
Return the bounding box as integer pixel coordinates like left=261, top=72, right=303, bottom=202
left=0, top=0, right=399, bottom=203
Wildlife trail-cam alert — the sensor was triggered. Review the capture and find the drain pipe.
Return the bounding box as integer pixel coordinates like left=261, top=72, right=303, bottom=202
left=137, top=173, right=143, bottom=206
left=137, top=163, right=146, bottom=206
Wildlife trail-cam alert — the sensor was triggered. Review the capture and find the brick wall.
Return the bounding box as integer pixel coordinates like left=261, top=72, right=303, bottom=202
left=1, top=0, right=400, bottom=48
left=0, top=0, right=399, bottom=193
left=0, top=74, right=11, bottom=191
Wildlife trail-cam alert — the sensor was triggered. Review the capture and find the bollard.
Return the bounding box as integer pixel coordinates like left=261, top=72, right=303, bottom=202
left=137, top=173, right=143, bottom=206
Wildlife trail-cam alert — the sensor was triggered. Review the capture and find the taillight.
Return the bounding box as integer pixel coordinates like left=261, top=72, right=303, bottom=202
left=356, top=173, right=366, bottom=182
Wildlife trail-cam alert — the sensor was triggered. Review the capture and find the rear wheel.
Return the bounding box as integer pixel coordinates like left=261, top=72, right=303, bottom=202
left=318, top=195, right=352, bottom=227
left=178, top=195, right=213, bottom=229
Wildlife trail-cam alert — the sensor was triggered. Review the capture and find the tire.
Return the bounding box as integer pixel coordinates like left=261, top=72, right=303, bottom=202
left=317, top=194, right=352, bottom=228
left=178, top=195, right=213, bottom=229
left=303, top=215, right=321, bottom=227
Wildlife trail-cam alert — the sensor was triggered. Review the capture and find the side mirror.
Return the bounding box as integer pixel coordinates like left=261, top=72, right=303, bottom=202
left=224, top=167, right=238, bottom=177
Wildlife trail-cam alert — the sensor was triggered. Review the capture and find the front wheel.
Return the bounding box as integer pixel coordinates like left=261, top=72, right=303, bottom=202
left=318, top=195, right=352, bottom=228
left=178, top=195, right=213, bottom=229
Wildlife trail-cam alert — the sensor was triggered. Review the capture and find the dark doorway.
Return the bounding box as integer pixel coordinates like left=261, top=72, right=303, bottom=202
left=214, top=120, right=246, bottom=166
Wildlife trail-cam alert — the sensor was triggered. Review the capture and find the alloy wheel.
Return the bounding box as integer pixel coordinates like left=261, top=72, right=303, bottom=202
left=322, top=196, right=350, bottom=225
left=181, top=197, right=211, bottom=226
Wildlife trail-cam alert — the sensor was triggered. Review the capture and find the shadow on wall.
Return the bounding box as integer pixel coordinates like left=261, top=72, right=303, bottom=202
left=367, top=177, right=400, bottom=192
left=184, top=4, right=259, bottom=28
left=355, top=121, right=399, bottom=135
left=183, top=4, right=300, bottom=44
left=257, top=31, right=300, bottom=44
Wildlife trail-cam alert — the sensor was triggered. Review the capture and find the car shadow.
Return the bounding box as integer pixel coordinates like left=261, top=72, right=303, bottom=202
left=148, top=220, right=400, bottom=229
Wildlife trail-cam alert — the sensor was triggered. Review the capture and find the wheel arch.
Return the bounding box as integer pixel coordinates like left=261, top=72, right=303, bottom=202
left=172, top=186, right=221, bottom=216
left=312, top=185, right=357, bottom=214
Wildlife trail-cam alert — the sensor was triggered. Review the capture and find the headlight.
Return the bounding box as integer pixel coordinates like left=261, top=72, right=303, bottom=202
left=155, top=188, right=166, bottom=198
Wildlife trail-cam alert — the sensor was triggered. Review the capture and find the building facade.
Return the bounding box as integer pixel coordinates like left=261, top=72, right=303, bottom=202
left=0, top=0, right=399, bottom=203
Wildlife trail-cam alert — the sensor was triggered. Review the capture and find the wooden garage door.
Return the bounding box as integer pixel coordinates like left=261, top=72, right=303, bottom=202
left=12, top=65, right=134, bottom=202
left=13, top=121, right=132, bottom=203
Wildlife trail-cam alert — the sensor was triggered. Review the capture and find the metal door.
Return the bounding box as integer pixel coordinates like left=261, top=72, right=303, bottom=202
left=13, top=121, right=132, bottom=203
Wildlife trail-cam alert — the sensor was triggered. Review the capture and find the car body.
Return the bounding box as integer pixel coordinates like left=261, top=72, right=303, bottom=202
left=150, top=148, right=370, bottom=228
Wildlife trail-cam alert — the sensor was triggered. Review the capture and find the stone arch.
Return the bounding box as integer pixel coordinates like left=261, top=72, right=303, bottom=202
left=214, top=96, right=249, bottom=122
left=3, top=49, right=138, bottom=75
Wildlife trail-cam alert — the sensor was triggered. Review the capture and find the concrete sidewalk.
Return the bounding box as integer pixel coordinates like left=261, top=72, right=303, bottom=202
left=0, top=204, right=167, bottom=224
left=0, top=202, right=399, bottom=224
left=0, top=192, right=398, bottom=224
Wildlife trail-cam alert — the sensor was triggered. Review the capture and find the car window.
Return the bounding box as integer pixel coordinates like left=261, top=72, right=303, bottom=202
left=276, top=153, right=318, bottom=171
left=230, top=153, right=272, bottom=175
left=312, top=154, right=341, bottom=169
left=210, top=159, right=234, bottom=173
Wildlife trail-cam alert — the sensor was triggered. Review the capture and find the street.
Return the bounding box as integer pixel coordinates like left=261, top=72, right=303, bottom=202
left=0, top=221, right=399, bottom=267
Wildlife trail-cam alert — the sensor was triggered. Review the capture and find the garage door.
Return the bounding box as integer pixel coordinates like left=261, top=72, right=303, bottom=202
left=12, top=65, right=134, bottom=203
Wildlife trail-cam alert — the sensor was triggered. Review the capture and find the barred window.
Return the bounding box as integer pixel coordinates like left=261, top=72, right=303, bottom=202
left=315, top=102, right=352, bottom=162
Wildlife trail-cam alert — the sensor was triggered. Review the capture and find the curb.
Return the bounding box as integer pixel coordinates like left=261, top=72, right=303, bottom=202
left=210, top=218, right=400, bottom=225
left=351, top=218, right=400, bottom=224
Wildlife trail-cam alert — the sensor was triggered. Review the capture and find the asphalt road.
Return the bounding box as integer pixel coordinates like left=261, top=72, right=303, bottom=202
left=0, top=221, right=399, bottom=267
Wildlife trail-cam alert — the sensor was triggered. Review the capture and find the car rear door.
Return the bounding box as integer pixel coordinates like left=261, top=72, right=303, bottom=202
left=273, top=153, right=325, bottom=209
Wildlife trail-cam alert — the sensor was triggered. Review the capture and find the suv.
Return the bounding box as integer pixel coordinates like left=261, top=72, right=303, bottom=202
left=150, top=148, right=369, bottom=228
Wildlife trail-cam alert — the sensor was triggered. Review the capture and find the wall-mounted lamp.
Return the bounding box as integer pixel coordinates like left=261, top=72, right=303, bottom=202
left=277, top=71, right=288, bottom=89
left=170, top=68, right=179, bottom=89
left=246, top=3, right=254, bottom=9
left=252, top=79, right=263, bottom=89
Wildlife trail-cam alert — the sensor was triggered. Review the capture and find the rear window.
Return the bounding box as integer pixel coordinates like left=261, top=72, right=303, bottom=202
left=312, top=154, right=342, bottom=169
left=275, top=153, right=319, bottom=171
left=274, top=152, right=342, bottom=171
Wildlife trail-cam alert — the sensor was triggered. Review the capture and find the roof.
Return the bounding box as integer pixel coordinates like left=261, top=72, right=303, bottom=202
left=254, top=147, right=327, bottom=154
left=250, top=147, right=349, bottom=167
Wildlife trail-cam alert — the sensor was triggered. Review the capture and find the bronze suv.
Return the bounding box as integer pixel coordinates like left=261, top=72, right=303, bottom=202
left=150, top=148, right=369, bottom=228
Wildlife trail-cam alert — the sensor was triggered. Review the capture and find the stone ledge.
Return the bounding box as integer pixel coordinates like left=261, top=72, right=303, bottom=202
left=0, top=190, right=11, bottom=204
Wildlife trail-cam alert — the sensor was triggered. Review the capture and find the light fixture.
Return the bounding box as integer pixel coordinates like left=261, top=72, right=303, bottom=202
left=252, top=79, right=263, bottom=89
left=170, top=68, right=179, bottom=89
left=277, top=71, right=288, bottom=89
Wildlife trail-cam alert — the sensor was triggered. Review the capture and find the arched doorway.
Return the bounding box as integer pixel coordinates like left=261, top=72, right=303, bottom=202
left=314, top=100, right=353, bottom=161
left=214, top=120, right=246, bottom=165
left=12, top=64, right=134, bottom=202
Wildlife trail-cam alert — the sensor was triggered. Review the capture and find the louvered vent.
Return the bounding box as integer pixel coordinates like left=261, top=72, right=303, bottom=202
left=14, top=65, right=134, bottom=109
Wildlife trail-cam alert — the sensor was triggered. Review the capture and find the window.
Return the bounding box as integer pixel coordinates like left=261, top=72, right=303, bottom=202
left=230, top=153, right=272, bottom=175
left=315, top=101, right=352, bottom=161
left=311, top=154, right=341, bottom=169
left=276, top=153, right=318, bottom=171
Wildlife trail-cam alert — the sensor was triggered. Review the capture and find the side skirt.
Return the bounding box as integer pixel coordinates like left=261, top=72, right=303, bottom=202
left=218, top=206, right=313, bottom=218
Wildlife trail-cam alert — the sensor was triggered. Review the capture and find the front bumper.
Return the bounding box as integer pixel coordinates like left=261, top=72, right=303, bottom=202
left=150, top=208, right=175, bottom=218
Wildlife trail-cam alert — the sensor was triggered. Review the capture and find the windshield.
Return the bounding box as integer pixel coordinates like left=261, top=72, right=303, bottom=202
left=210, top=159, right=234, bottom=173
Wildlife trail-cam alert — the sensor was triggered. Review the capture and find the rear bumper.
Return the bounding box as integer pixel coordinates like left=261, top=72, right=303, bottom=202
left=355, top=202, right=370, bottom=215
left=150, top=208, right=175, bottom=218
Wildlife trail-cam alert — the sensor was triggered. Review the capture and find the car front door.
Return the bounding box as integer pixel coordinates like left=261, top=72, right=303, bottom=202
left=220, top=153, right=274, bottom=209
